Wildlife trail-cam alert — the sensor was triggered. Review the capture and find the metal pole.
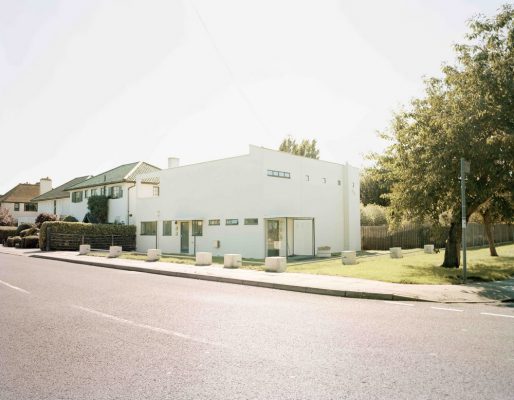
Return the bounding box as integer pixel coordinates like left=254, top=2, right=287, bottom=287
left=460, top=158, right=469, bottom=283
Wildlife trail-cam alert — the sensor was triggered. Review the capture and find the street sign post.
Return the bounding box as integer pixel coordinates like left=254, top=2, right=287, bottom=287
left=460, top=158, right=470, bottom=283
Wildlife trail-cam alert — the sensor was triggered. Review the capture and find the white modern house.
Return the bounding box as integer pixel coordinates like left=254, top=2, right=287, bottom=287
left=134, top=145, right=360, bottom=259
left=65, top=162, right=161, bottom=224
left=0, top=179, right=52, bottom=225
left=31, top=176, right=91, bottom=219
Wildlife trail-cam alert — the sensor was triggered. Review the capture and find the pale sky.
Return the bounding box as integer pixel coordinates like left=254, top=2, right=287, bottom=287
left=0, top=0, right=508, bottom=194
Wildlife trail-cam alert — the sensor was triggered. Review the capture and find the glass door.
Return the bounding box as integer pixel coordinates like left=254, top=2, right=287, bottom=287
left=266, top=219, right=280, bottom=256
left=180, top=222, right=189, bottom=253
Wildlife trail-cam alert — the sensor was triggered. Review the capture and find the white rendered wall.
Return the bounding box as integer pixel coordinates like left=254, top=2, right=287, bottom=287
left=134, top=146, right=361, bottom=258
left=0, top=202, right=38, bottom=224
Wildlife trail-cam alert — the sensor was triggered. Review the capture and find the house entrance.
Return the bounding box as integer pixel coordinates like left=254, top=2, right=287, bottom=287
left=266, top=220, right=280, bottom=256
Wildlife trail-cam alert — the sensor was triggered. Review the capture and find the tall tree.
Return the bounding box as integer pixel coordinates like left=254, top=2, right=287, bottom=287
left=373, top=5, right=514, bottom=267
left=360, top=167, right=391, bottom=206
left=279, top=136, right=320, bottom=159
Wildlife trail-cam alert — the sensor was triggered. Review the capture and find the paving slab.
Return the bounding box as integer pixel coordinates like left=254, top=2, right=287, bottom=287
left=1, top=247, right=512, bottom=303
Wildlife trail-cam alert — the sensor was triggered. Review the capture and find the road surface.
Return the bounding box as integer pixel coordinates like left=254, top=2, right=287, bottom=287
left=1, top=253, right=513, bottom=399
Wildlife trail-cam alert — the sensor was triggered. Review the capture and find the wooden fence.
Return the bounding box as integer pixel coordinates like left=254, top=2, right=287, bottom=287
left=361, top=223, right=514, bottom=251
left=47, top=233, right=136, bottom=251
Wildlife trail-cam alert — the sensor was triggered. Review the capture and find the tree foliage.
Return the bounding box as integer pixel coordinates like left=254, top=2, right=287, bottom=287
left=360, top=168, right=391, bottom=206
left=372, top=5, right=514, bottom=267
left=87, top=195, right=109, bottom=224
left=0, top=207, right=16, bottom=226
left=360, top=203, right=388, bottom=226
left=279, top=136, right=320, bottom=159
left=35, top=213, right=57, bottom=228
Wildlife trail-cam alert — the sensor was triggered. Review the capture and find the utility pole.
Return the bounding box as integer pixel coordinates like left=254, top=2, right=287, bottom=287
left=460, top=158, right=470, bottom=283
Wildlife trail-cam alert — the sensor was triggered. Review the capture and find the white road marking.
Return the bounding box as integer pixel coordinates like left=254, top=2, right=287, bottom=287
left=431, top=307, right=463, bottom=312
left=383, top=301, right=414, bottom=307
left=0, top=279, right=30, bottom=294
left=72, top=305, right=224, bottom=347
left=480, top=312, right=514, bottom=319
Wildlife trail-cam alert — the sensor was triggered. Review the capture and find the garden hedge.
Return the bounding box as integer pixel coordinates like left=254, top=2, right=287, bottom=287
left=15, top=223, right=34, bottom=236
left=6, top=236, right=22, bottom=247
left=21, top=236, right=39, bottom=249
left=0, top=226, right=17, bottom=244
left=40, top=222, right=137, bottom=251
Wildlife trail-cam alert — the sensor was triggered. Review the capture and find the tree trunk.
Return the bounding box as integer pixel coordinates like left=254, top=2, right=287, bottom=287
left=481, top=210, right=498, bottom=256
left=442, top=222, right=461, bottom=268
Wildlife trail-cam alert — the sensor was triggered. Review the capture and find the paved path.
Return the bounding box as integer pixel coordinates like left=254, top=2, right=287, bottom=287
left=2, top=247, right=513, bottom=303
left=1, top=253, right=513, bottom=400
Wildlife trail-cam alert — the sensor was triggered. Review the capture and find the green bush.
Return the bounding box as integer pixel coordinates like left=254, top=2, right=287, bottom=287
left=40, top=221, right=136, bottom=251
left=360, top=203, right=388, bottom=226
left=35, top=213, right=58, bottom=228
left=21, top=235, right=39, bottom=249
left=62, top=215, right=78, bottom=222
left=87, top=196, right=109, bottom=224
left=6, top=236, right=22, bottom=247
left=0, top=226, right=17, bottom=244
left=16, top=223, right=35, bottom=236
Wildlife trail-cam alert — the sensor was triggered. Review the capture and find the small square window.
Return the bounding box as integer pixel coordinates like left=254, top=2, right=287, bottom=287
left=226, top=219, right=239, bottom=226
left=244, top=218, right=258, bottom=225
left=322, top=178, right=327, bottom=184
left=305, top=175, right=310, bottom=181
left=153, top=186, right=160, bottom=196
left=192, top=220, right=203, bottom=236
left=338, top=180, right=341, bottom=186
left=209, top=219, right=220, bottom=226
left=141, top=221, right=157, bottom=235
left=14, top=203, right=20, bottom=211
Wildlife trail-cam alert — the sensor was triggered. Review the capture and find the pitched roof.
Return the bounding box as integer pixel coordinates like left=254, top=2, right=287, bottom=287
left=0, top=183, right=40, bottom=203
left=31, top=176, right=91, bottom=202
left=66, top=162, right=161, bottom=190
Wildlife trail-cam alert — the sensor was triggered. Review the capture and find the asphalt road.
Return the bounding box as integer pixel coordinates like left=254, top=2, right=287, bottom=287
left=0, top=253, right=513, bottom=400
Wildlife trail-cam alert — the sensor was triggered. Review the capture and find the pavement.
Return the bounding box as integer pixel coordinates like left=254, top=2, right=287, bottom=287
left=1, top=246, right=513, bottom=303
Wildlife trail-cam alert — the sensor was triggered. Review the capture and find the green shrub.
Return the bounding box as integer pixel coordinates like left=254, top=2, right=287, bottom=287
left=40, top=221, right=136, bottom=251
left=87, top=196, right=109, bottom=224
left=6, top=236, right=22, bottom=247
left=62, top=215, right=78, bottom=222
left=360, top=203, right=388, bottom=226
left=21, top=235, right=39, bottom=249
left=0, top=226, right=17, bottom=244
left=35, top=213, right=58, bottom=228
left=16, top=223, right=35, bottom=236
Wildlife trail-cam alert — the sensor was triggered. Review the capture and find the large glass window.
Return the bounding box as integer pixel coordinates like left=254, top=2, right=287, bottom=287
left=110, top=186, right=123, bottom=199
left=141, top=221, right=157, bottom=235
left=163, top=220, right=172, bottom=236
left=91, top=188, right=98, bottom=196
left=24, top=203, right=37, bottom=212
left=72, top=191, right=83, bottom=203
left=192, top=220, right=203, bottom=236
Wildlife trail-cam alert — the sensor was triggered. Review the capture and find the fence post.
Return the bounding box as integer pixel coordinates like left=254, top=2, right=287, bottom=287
left=111, top=235, right=114, bottom=246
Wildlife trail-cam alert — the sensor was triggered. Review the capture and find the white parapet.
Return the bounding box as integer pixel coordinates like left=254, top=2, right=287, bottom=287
left=316, top=246, right=332, bottom=258
left=390, top=247, right=403, bottom=259
left=424, top=244, right=435, bottom=254
left=224, top=254, right=242, bottom=268
left=147, top=248, right=161, bottom=261
left=108, top=246, right=122, bottom=258
left=341, top=250, right=357, bottom=265
left=265, top=256, right=287, bottom=273
left=196, top=252, right=212, bottom=266
left=79, top=244, right=91, bottom=255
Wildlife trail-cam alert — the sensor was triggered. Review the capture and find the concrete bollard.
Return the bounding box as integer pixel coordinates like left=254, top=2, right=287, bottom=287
left=341, top=250, right=357, bottom=265
left=265, top=256, right=287, bottom=272
left=224, top=254, right=242, bottom=268
left=108, top=246, right=122, bottom=258
left=196, top=252, right=212, bottom=266
left=316, top=246, right=332, bottom=258
left=147, top=249, right=161, bottom=261
left=79, top=244, right=91, bottom=255
left=424, top=244, right=435, bottom=254
left=390, top=247, right=403, bottom=259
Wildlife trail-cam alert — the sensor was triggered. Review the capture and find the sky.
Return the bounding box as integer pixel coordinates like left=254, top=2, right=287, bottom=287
left=0, top=0, right=508, bottom=194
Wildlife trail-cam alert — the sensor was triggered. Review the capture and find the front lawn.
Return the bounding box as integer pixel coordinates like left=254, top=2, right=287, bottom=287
left=283, top=243, right=514, bottom=284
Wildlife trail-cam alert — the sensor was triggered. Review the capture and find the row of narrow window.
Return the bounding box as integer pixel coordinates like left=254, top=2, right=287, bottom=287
left=140, top=218, right=259, bottom=236
left=71, top=186, right=123, bottom=203
left=267, top=169, right=341, bottom=185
